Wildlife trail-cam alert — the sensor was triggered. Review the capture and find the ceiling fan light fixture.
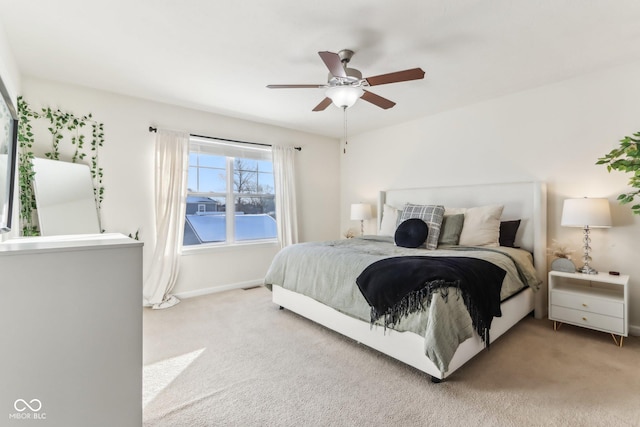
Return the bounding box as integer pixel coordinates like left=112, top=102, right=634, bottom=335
left=325, top=86, right=364, bottom=109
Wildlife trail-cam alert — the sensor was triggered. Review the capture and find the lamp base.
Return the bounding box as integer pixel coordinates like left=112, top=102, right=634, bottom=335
left=577, top=265, right=598, bottom=275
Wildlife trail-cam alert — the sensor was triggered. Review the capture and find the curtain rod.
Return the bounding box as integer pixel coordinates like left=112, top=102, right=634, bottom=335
left=148, top=126, right=301, bottom=151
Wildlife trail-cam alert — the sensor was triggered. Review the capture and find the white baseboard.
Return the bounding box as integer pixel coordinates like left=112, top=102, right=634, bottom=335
left=629, top=324, right=640, bottom=337
left=174, top=279, right=265, bottom=300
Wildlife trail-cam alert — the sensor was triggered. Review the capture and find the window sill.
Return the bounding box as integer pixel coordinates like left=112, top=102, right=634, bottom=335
left=181, top=240, right=279, bottom=256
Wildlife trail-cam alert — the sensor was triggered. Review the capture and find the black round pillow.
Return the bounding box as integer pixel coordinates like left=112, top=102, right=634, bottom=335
left=394, top=218, right=428, bottom=248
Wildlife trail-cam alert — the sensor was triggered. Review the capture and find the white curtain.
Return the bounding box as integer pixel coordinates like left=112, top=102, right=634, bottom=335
left=143, top=130, right=190, bottom=309
left=272, top=145, right=299, bottom=247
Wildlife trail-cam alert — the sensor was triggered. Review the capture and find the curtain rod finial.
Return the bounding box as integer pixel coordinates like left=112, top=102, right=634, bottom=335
left=149, top=126, right=157, bottom=133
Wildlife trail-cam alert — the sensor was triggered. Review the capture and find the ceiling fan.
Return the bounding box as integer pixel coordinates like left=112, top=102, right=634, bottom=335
left=267, top=49, right=425, bottom=111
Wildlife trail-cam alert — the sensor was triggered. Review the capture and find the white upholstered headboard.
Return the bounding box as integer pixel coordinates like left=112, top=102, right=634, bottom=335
left=378, top=181, right=548, bottom=317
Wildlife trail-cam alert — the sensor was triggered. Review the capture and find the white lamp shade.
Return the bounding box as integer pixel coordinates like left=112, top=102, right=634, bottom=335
left=326, top=86, right=364, bottom=109
left=561, top=198, right=612, bottom=228
left=350, top=203, right=372, bottom=221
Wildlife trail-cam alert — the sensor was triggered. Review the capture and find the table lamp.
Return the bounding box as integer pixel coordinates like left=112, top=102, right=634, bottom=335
left=350, top=203, right=372, bottom=236
left=561, top=197, right=612, bottom=274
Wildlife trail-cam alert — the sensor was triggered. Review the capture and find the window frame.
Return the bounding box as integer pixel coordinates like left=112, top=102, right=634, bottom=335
left=183, top=137, right=278, bottom=250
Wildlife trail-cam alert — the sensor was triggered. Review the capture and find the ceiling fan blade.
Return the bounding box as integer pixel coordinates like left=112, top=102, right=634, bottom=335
left=365, top=68, right=425, bottom=86
left=312, top=97, right=333, bottom=112
left=267, top=84, right=326, bottom=89
left=361, top=90, right=396, bottom=109
left=318, top=51, right=347, bottom=78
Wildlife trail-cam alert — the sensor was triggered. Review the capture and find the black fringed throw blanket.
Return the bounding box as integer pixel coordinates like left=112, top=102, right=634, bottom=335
left=355, top=256, right=506, bottom=346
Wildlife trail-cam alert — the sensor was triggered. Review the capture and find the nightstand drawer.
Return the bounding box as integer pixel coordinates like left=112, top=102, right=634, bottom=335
left=550, top=290, right=623, bottom=318
left=550, top=305, right=624, bottom=334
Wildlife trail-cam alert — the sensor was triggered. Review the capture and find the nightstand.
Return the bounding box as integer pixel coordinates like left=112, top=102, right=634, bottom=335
left=548, top=270, right=629, bottom=347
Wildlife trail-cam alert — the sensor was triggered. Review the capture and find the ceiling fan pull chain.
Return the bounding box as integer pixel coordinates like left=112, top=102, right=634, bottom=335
left=343, top=106, right=348, bottom=154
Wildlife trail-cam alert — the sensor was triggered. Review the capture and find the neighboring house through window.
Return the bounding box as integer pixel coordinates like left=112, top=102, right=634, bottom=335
left=183, top=136, right=277, bottom=247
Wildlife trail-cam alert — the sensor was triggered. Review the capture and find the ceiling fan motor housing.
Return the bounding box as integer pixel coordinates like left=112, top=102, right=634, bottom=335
left=328, top=49, right=363, bottom=86
left=328, top=68, right=363, bottom=86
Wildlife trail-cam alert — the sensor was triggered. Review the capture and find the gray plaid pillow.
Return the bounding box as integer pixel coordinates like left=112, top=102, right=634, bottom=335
left=397, top=204, right=445, bottom=249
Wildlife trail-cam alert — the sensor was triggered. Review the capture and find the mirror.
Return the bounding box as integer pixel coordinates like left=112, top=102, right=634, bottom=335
left=0, top=73, right=18, bottom=233
left=32, top=158, right=101, bottom=235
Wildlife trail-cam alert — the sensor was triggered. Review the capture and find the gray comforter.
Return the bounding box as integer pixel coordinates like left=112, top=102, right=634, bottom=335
left=264, top=236, right=540, bottom=373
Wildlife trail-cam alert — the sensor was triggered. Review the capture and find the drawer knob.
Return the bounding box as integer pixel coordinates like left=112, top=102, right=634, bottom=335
left=582, top=317, right=588, bottom=321
left=582, top=303, right=588, bottom=307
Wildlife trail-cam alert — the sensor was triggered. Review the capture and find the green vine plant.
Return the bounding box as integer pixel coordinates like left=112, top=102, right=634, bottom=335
left=596, top=131, right=640, bottom=215
left=17, top=97, right=105, bottom=235
left=17, top=98, right=38, bottom=235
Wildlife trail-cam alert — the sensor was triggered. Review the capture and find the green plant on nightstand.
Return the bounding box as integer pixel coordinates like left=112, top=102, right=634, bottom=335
left=596, top=131, right=640, bottom=215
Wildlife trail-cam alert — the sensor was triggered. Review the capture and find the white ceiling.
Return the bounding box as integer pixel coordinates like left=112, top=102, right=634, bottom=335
left=1, top=0, right=640, bottom=139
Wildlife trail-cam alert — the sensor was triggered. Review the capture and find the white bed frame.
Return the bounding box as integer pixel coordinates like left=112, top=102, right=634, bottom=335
left=273, top=182, right=547, bottom=381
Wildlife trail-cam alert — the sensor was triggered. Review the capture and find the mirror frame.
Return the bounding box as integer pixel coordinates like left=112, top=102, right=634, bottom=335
left=0, top=72, right=18, bottom=233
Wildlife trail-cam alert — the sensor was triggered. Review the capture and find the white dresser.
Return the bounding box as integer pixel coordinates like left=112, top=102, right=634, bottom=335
left=548, top=270, right=629, bottom=346
left=0, top=234, right=143, bottom=426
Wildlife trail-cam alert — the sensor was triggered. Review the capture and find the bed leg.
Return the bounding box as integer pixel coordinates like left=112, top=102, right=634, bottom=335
left=279, top=306, right=285, bottom=310
left=431, top=376, right=443, bottom=384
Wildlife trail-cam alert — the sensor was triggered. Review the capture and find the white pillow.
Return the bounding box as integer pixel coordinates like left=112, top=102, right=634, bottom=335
left=458, top=205, right=504, bottom=247
left=444, top=207, right=466, bottom=216
left=379, top=204, right=399, bottom=236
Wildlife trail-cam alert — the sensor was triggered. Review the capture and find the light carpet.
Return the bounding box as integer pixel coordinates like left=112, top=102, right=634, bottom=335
left=143, top=286, right=640, bottom=427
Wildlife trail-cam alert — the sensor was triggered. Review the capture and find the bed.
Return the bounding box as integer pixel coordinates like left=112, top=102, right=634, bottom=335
left=265, top=182, right=547, bottom=381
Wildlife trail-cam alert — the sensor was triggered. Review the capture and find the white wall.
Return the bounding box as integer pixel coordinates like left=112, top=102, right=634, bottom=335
left=341, top=60, right=640, bottom=331
left=20, top=77, right=341, bottom=296
left=15, top=59, right=640, bottom=329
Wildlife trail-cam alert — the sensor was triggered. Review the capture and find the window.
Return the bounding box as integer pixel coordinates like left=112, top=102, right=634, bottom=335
left=183, top=137, right=277, bottom=247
